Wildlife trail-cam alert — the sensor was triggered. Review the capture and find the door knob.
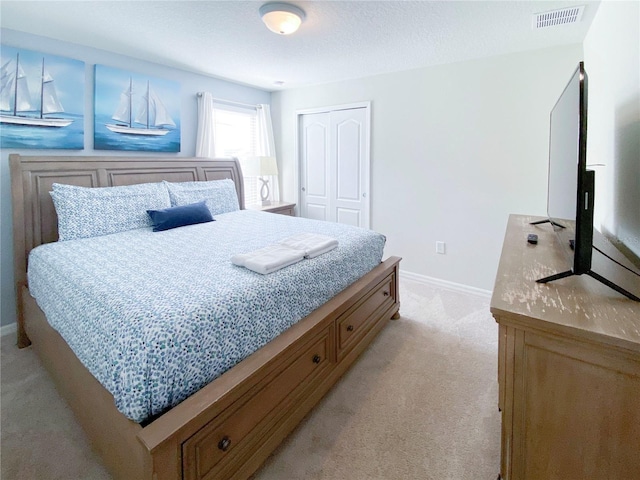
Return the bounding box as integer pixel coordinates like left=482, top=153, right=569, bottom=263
left=362, top=192, right=367, bottom=198
left=302, top=187, right=306, bottom=192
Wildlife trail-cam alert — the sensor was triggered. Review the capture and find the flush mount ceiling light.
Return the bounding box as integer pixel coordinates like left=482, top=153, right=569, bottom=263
left=259, top=2, right=306, bottom=35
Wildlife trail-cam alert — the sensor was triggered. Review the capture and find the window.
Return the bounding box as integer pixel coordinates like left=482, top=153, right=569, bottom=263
left=212, top=105, right=259, bottom=207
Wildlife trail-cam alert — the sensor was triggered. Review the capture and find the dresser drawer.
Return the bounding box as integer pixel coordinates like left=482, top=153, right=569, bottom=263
left=337, top=272, right=396, bottom=359
left=182, top=326, right=332, bottom=480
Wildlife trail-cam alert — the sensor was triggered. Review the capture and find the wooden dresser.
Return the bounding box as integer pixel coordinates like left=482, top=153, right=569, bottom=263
left=490, top=214, right=640, bottom=480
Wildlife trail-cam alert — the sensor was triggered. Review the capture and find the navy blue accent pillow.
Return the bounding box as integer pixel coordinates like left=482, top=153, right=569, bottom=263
left=147, top=201, right=214, bottom=232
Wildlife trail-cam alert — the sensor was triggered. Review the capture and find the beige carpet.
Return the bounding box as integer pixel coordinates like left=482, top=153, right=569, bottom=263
left=1, top=278, right=500, bottom=479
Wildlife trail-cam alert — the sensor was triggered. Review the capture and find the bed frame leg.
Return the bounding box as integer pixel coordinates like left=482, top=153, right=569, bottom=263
left=17, top=325, right=31, bottom=348
left=16, top=283, right=32, bottom=348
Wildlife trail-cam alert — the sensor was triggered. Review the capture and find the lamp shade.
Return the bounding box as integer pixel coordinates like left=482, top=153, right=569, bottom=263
left=259, top=3, right=305, bottom=35
left=244, top=156, right=279, bottom=176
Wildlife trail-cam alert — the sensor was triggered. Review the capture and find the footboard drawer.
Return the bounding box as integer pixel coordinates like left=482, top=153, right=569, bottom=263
left=337, top=271, right=396, bottom=360
left=182, top=325, right=333, bottom=480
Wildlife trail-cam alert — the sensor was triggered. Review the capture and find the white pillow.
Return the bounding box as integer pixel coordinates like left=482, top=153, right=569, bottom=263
left=51, top=182, right=171, bottom=241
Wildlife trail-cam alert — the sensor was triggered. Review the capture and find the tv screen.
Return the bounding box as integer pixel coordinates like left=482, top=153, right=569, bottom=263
left=537, top=62, right=639, bottom=301
left=546, top=61, right=593, bottom=275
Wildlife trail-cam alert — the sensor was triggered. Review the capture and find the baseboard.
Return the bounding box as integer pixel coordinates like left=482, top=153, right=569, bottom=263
left=1, top=322, right=17, bottom=338
left=400, top=269, right=492, bottom=298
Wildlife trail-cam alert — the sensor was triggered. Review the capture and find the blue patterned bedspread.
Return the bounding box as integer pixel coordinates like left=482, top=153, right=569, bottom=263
left=27, top=210, right=385, bottom=423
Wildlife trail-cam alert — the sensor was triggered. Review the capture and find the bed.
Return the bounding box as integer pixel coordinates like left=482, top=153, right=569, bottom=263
left=10, top=154, right=401, bottom=480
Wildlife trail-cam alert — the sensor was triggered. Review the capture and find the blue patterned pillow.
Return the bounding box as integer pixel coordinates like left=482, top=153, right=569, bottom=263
left=51, top=182, right=171, bottom=241
left=147, top=201, right=214, bottom=232
left=164, top=179, right=240, bottom=216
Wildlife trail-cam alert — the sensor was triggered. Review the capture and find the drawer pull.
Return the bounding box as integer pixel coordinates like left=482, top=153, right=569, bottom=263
left=312, top=354, right=321, bottom=364
left=383, top=291, right=390, bottom=296
left=218, top=436, right=231, bottom=452
left=347, top=325, right=354, bottom=332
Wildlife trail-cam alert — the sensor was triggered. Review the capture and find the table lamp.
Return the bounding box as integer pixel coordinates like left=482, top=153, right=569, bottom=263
left=244, top=156, right=279, bottom=205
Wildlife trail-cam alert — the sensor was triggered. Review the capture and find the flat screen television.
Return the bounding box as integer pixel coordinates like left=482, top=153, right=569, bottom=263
left=533, top=61, right=639, bottom=301
left=538, top=61, right=593, bottom=275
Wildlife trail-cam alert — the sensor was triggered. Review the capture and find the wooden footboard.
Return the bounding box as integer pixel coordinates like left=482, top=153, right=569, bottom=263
left=23, top=256, right=401, bottom=480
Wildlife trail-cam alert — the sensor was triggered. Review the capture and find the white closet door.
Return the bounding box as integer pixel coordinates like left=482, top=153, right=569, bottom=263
left=299, top=105, right=370, bottom=228
left=300, top=112, right=330, bottom=221
left=331, top=107, right=368, bottom=228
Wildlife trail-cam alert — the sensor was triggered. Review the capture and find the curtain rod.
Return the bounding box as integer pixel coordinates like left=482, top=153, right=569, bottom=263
left=196, top=92, right=262, bottom=109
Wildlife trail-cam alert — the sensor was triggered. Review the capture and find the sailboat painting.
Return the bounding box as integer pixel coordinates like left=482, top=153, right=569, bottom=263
left=94, top=65, right=180, bottom=152
left=0, top=45, right=84, bottom=149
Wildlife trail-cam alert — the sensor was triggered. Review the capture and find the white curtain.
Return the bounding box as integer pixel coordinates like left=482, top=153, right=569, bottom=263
left=195, top=92, right=215, bottom=157
left=256, top=104, right=280, bottom=202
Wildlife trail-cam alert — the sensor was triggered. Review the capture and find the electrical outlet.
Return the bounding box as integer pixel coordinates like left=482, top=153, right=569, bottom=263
left=436, top=241, right=446, bottom=254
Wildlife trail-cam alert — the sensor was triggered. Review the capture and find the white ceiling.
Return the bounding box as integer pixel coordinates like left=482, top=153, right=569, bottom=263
left=1, top=1, right=599, bottom=92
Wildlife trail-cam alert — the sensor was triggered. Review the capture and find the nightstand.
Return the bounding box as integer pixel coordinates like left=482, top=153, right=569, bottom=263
left=246, top=201, right=296, bottom=216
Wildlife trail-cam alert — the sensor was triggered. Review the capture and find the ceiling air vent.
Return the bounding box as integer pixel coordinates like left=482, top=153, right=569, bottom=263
left=533, top=6, right=585, bottom=29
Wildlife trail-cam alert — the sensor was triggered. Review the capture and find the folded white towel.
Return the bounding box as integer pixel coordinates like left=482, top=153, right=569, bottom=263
left=278, top=233, right=339, bottom=259
left=231, top=244, right=305, bottom=275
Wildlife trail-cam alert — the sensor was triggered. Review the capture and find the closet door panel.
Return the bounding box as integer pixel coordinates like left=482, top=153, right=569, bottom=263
left=331, top=108, right=368, bottom=228
left=300, top=113, right=330, bottom=220
left=336, top=208, right=360, bottom=227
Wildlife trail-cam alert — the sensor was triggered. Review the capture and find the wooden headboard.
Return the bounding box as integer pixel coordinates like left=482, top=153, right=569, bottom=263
left=10, top=154, right=245, bottom=296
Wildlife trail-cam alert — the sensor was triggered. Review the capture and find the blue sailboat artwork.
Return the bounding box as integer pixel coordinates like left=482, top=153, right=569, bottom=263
left=94, top=65, right=180, bottom=152
left=0, top=45, right=84, bottom=149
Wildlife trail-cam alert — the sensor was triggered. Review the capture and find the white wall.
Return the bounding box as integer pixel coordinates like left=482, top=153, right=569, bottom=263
left=271, top=45, right=583, bottom=291
left=584, top=0, right=640, bottom=260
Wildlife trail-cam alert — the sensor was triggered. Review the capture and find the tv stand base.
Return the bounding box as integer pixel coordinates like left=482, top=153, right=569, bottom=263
left=536, top=270, right=573, bottom=283
left=537, top=269, right=640, bottom=302
left=530, top=219, right=566, bottom=229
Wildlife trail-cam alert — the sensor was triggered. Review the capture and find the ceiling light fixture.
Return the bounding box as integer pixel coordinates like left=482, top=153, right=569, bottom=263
left=259, top=2, right=306, bottom=35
